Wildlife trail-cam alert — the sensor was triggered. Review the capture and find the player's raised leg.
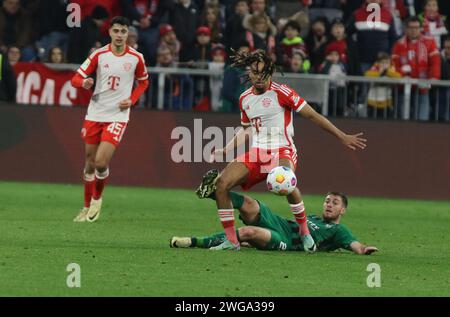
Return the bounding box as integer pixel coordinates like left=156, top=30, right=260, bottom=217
left=74, top=143, right=98, bottom=222
left=279, top=158, right=316, bottom=252
left=86, top=141, right=117, bottom=222
left=213, top=162, right=249, bottom=250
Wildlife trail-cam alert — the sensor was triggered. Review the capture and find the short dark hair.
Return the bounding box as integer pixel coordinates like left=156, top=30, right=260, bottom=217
left=405, top=16, right=421, bottom=27
left=284, top=20, right=301, bottom=33
left=326, top=192, right=348, bottom=208
left=110, top=16, right=130, bottom=28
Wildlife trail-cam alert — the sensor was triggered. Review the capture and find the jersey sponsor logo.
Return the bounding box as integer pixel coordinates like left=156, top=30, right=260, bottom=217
left=123, top=62, right=132, bottom=72
left=81, top=58, right=91, bottom=71
left=103, top=63, right=110, bottom=69
left=107, top=76, right=121, bottom=90
left=262, top=97, right=272, bottom=108
left=244, top=104, right=250, bottom=110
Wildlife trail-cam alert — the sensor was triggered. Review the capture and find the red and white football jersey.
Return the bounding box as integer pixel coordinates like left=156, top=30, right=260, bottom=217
left=77, top=44, right=148, bottom=123
left=239, top=82, right=307, bottom=150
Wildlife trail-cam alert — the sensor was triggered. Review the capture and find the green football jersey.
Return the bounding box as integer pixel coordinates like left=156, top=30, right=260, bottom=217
left=307, top=215, right=357, bottom=252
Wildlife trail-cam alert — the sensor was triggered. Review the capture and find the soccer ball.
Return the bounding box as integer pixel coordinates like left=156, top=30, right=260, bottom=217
left=266, top=166, right=297, bottom=196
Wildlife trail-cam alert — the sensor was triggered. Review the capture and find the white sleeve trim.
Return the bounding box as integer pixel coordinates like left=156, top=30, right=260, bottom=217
left=241, top=122, right=251, bottom=126
left=296, top=101, right=307, bottom=112
left=77, top=69, right=88, bottom=78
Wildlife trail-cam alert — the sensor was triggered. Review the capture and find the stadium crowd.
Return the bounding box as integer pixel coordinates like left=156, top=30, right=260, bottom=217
left=0, top=0, right=449, bottom=120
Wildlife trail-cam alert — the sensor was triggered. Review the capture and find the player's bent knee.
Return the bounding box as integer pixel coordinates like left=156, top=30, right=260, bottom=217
left=239, top=227, right=257, bottom=240
left=94, top=159, right=109, bottom=171
left=215, top=176, right=231, bottom=193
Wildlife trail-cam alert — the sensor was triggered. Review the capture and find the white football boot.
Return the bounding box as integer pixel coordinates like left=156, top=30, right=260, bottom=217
left=73, top=207, right=89, bottom=222
left=86, top=198, right=102, bottom=223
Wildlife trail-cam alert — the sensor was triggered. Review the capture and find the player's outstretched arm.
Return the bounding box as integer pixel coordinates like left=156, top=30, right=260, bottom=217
left=299, top=104, right=367, bottom=150
left=209, top=125, right=252, bottom=162
left=349, top=241, right=379, bottom=255
left=71, top=73, right=94, bottom=90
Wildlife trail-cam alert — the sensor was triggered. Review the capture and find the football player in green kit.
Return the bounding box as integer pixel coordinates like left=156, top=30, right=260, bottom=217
left=170, top=171, right=378, bottom=255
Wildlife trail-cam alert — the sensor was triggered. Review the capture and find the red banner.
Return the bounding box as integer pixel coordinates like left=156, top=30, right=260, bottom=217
left=13, top=62, right=92, bottom=106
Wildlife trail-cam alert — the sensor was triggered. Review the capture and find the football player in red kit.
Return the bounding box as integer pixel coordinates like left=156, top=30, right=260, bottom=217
left=71, top=16, right=149, bottom=222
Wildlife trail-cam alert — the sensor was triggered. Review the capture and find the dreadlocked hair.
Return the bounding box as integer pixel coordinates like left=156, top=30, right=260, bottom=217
left=230, top=49, right=276, bottom=83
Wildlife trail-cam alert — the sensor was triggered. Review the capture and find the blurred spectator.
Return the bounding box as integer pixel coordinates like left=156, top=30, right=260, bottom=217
left=71, top=0, right=123, bottom=37
left=289, top=50, right=311, bottom=73
left=319, top=42, right=348, bottom=116
left=192, top=26, right=213, bottom=109
left=327, top=18, right=361, bottom=75
left=121, top=0, right=172, bottom=66
left=0, top=0, right=35, bottom=61
left=347, top=0, right=397, bottom=73
left=35, top=0, right=69, bottom=59
left=306, top=17, right=329, bottom=72
left=242, top=12, right=277, bottom=59
left=0, top=49, right=17, bottom=102
left=320, top=43, right=348, bottom=84
left=381, top=0, right=408, bottom=38
left=441, top=37, right=450, bottom=80
left=152, top=46, right=193, bottom=110
left=438, top=36, right=450, bottom=121
left=311, top=0, right=342, bottom=9
left=392, top=16, right=441, bottom=121
left=274, top=0, right=309, bottom=29
left=276, top=20, right=308, bottom=70
left=223, top=0, right=249, bottom=54
left=169, top=0, right=201, bottom=62
left=249, top=0, right=268, bottom=15
left=418, top=0, right=448, bottom=49
left=221, top=40, right=250, bottom=112
left=342, top=0, right=364, bottom=22
left=6, top=45, right=21, bottom=65
left=201, top=4, right=223, bottom=43
left=193, top=26, right=213, bottom=63
left=276, top=10, right=310, bottom=40
left=364, top=52, right=401, bottom=118
left=67, top=5, right=109, bottom=63
left=158, top=24, right=181, bottom=62
left=209, top=45, right=226, bottom=111
left=127, top=26, right=139, bottom=50
left=414, top=0, right=450, bottom=19
left=46, top=46, right=67, bottom=64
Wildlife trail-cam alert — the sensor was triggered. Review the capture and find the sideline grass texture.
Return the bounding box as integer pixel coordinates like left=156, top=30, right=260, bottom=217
left=0, top=182, right=449, bottom=296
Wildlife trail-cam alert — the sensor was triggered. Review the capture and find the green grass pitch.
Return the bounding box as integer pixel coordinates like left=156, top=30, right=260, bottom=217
left=0, top=181, right=449, bottom=297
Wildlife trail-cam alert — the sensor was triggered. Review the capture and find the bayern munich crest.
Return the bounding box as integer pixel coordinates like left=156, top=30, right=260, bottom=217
left=262, top=98, right=272, bottom=107
left=123, top=62, right=132, bottom=72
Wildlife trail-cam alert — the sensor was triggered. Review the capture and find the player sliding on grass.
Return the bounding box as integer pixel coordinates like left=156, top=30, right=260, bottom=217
left=71, top=16, right=149, bottom=222
left=172, top=187, right=378, bottom=254
left=197, top=50, right=367, bottom=251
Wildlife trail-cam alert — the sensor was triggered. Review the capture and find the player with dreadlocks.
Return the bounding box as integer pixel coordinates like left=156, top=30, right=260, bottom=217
left=197, top=49, right=367, bottom=251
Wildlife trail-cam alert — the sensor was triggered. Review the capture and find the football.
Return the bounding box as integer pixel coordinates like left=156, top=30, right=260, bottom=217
left=266, top=166, right=297, bottom=196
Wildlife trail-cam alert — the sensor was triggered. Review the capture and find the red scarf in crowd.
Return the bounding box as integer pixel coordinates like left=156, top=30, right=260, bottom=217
left=396, top=36, right=430, bottom=79
left=421, top=12, right=446, bottom=35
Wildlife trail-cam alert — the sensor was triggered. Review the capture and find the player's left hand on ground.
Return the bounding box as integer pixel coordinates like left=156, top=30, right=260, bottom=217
left=119, top=99, right=133, bottom=111
left=363, top=246, right=378, bottom=255
left=341, top=133, right=367, bottom=150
